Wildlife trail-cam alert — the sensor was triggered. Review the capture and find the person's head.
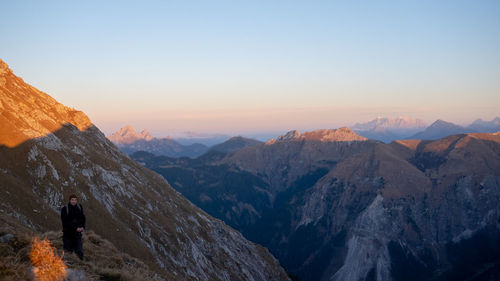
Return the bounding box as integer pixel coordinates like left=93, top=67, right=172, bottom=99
left=69, top=194, right=78, bottom=206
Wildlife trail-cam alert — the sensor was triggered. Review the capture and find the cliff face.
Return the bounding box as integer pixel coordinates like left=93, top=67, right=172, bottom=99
left=0, top=59, right=290, bottom=281
left=136, top=128, right=500, bottom=281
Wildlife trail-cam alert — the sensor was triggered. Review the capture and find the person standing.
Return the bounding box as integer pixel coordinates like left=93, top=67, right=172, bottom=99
left=61, top=194, right=86, bottom=260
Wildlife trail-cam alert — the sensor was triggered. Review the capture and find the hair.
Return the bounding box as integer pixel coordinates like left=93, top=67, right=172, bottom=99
left=69, top=194, right=78, bottom=201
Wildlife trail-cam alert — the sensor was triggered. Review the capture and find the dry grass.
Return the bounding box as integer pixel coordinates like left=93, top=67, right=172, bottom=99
left=0, top=226, right=166, bottom=281
left=0, top=231, right=32, bottom=281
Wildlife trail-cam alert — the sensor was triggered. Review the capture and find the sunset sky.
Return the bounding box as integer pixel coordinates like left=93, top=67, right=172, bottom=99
left=2, top=0, right=499, bottom=137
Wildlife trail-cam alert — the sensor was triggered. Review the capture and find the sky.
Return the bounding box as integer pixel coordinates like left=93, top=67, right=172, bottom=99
left=1, top=0, right=499, bottom=138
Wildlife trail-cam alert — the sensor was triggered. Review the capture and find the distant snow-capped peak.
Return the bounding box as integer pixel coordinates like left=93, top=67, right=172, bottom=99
left=352, top=116, right=427, bottom=132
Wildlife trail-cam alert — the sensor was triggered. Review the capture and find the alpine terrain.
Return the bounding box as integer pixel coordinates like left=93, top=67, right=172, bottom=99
left=134, top=126, right=500, bottom=281
left=0, top=59, right=290, bottom=281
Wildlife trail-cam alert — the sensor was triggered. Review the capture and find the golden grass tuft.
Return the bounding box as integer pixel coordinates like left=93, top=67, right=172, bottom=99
left=30, top=237, right=66, bottom=281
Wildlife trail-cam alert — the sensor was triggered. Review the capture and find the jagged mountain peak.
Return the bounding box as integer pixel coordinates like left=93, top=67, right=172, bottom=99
left=108, top=125, right=154, bottom=144
left=119, top=125, right=136, bottom=134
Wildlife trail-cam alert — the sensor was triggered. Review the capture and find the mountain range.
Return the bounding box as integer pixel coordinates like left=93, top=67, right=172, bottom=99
left=352, top=116, right=427, bottom=142
left=5, top=55, right=499, bottom=281
left=353, top=116, right=500, bottom=142
left=0, top=59, right=290, bottom=280
left=108, top=126, right=209, bottom=158
left=108, top=126, right=263, bottom=158
left=408, top=119, right=477, bottom=140
left=468, top=117, right=500, bottom=133
left=174, top=132, right=233, bottom=147
left=133, top=126, right=500, bottom=281
left=114, top=116, right=500, bottom=155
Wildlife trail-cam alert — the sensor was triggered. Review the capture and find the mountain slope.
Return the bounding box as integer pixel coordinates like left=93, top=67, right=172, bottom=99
left=0, top=214, right=165, bottom=281
left=0, top=59, right=290, bottom=281
left=108, top=126, right=209, bottom=158
left=135, top=125, right=500, bottom=281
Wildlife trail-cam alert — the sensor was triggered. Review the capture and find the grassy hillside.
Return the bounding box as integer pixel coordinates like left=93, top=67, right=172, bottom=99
left=0, top=213, right=171, bottom=281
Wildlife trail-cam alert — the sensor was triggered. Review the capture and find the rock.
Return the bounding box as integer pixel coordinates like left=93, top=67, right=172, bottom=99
left=65, top=269, right=89, bottom=281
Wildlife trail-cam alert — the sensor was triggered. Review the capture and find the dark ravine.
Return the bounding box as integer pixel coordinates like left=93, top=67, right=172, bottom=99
left=134, top=129, right=500, bottom=281
left=0, top=59, right=290, bottom=281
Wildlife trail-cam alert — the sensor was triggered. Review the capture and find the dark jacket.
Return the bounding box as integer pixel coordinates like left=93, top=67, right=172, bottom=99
left=61, top=203, right=86, bottom=236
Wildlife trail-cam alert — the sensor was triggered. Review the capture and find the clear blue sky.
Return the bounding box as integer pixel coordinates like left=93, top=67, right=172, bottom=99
left=1, top=0, right=499, bottom=137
